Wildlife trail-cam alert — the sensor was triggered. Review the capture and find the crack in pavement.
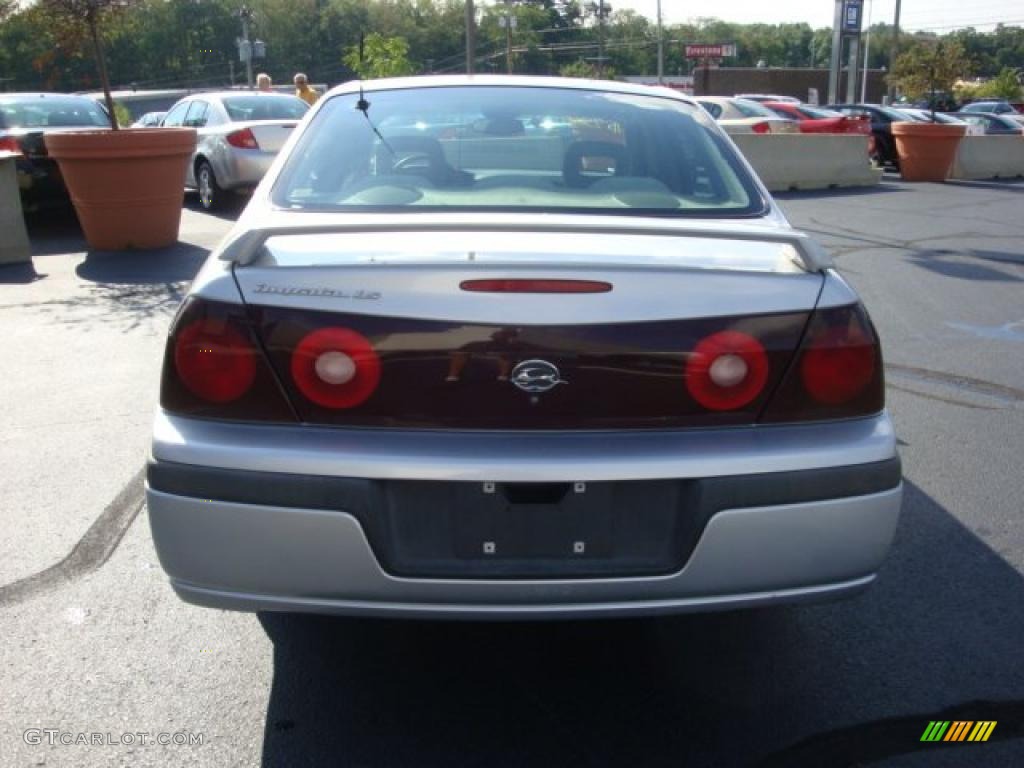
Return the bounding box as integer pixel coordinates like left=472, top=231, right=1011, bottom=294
left=0, top=465, right=146, bottom=607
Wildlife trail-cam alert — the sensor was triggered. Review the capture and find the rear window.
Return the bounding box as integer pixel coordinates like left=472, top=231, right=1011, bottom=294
left=0, top=97, right=109, bottom=129
left=274, top=86, right=765, bottom=217
left=221, top=95, right=309, bottom=122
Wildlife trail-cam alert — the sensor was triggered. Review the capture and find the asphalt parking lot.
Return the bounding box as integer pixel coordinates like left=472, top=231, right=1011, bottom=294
left=1, top=181, right=1023, bottom=768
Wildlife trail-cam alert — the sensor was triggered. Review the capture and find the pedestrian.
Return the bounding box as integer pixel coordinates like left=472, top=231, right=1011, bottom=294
left=294, top=73, right=319, bottom=105
left=256, top=73, right=272, bottom=92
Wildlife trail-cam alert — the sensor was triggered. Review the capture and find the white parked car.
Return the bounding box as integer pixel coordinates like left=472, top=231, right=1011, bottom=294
left=161, top=91, right=310, bottom=210
left=695, top=96, right=799, bottom=134
left=735, top=93, right=801, bottom=105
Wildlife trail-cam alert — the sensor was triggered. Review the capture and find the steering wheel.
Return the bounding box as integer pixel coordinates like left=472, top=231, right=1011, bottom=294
left=392, top=151, right=434, bottom=175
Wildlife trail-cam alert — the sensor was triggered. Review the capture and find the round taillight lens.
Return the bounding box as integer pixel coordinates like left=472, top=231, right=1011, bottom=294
left=174, top=319, right=258, bottom=403
left=801, top=325, right=875, bottom=404
left=291, top=327, right=381, bottom=409
left=685, top=330, right=769, bottom=411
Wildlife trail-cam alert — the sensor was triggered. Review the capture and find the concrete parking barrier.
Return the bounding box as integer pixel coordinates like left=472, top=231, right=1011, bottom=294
left=0, top=151, right=32, bottom=265
left=730, top=134, right=882, bottom=192
left=950, top=136, right=1024, bottom=181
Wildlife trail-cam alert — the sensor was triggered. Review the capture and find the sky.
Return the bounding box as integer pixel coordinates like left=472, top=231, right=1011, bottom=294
left=613, top=0, right=1024, bottom=33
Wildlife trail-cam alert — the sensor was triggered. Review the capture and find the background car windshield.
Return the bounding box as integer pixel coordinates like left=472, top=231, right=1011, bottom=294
left=274, top=86, right=762, bottom=216
left=0, top=97, right=109, bottom=129
left=796, top=105, right=843, bottom=119
left=731, top=99, right=780, bottom=118
left=221, top=95, right=308, bottom=121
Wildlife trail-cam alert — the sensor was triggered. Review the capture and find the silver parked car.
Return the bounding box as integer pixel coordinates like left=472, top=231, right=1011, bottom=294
left=161, top=91, right=309, bottom=210
left=147, top=76, right=902, bottom=619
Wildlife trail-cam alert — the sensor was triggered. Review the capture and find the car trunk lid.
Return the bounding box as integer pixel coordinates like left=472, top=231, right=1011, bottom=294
left=228, top=229, right=825, bottom=430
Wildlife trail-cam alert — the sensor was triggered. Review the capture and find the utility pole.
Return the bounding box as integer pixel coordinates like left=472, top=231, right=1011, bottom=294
left=888, top=0, right=902, bottom=101
left=656, top=0, right=664, bottom=84
left=598, top=0, right=606, bottom=79
left=505, top=0, right=513, bottom=74
left=239, top=5, right=254, bottom=89
left=466, top=0, right=476, bottom=74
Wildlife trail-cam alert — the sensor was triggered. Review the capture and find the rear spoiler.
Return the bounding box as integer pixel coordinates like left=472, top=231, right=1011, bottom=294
left=217, top=217, right=833, bottom=272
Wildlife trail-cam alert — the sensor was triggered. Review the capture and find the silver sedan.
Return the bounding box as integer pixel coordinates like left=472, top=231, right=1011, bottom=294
left=161, top=91, right=308, bottom=210
left=147, top=76, right=901, bottom=619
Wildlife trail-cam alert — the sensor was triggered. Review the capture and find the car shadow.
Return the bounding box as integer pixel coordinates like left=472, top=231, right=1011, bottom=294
left=183, top=191, right=246, bottom=221
left=257, top=480, right=1024, bottom=768
left=772, top=183, right=905, bottom=201
left=24, top=207, right=87, bottom=257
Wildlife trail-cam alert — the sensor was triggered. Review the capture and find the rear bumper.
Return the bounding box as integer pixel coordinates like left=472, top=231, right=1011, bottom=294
left=146, top=414, right=902, bottom=617
left=218, top=148, right=276, bottom=190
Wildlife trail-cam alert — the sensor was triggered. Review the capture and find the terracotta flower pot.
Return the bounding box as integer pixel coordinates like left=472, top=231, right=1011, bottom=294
left=891, top=121, right=966, bottom=182
left=44, top=128, right=197, bottom=250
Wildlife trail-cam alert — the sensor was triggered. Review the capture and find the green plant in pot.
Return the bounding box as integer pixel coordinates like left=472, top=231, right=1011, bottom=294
left=888, top=39, right=970, bottom=182
left=40, top=0, right=197, bottom=250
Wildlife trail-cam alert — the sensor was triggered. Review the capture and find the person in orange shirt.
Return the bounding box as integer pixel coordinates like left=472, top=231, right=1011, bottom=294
left=294, top=73, right=319, bottom=105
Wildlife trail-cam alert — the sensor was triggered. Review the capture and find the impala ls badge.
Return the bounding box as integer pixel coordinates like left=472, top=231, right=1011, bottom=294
left=511, top=360, right=566, bottom=393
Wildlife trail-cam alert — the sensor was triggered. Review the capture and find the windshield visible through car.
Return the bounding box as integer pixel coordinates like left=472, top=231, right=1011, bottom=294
left=221, top=95, right=309, bottom=122
left=796, top=105, right=843, bottom=119
left=274, top=86, right=764, bottom=217
left=731, top=99, right=780, bottom=118
left=0, top=97, right=109, bottom=129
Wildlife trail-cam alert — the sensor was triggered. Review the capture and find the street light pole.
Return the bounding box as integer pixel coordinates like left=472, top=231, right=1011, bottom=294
left=656, top=0, right=664, bottom=84
left=888, top=0, right=901, bottom=100
left=598, top=0, right=605, bottom=78
left=861, top=0, right=873, bottom=102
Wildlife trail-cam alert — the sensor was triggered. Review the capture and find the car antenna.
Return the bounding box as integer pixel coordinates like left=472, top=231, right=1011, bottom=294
left=354, top=34, right=393, bottom=156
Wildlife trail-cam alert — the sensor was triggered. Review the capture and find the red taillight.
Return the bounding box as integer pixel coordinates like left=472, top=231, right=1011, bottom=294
left=174, top=318, right=258, bottom=403
left=290, top=327, right=381, bottom=409
left=161, top=298, right=295, bottom=421
left=801, top=324, right=876, bottom=404
left=751, top=121, right=771, bottom=134
left=226, top=128, right=259, bottom=149
left=685, top=330, right=770, bottom=411
left=460, top=279, right=612, bottom=294
left=0, top=136, right=21, bottom=153
left=761, top=303, right=883, bottom=423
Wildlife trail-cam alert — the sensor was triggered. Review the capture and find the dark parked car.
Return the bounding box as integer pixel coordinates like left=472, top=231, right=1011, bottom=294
left=826, top=103, right=921, bottom=167
left=959, top=100, right=1016, bottom=116
left=956, top=112, right=1024, bottom=136
left=0, top=92, right=110, bottom=212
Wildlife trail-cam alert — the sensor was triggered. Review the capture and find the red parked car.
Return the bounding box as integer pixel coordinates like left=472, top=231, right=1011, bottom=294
left=762, top=102, right=871, bottom=135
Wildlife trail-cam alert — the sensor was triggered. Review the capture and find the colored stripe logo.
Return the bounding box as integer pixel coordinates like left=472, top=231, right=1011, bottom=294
left=920, top=721, right=996, bottom=742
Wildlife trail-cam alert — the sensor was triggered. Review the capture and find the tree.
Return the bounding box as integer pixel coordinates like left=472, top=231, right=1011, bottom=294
left=343, top=32, right=416, bottom=79
left=890, top=39, right=972, bottom=119
left=974, top=67, right=1023, bottom=100
left=39, top=0, right=135, bottom=128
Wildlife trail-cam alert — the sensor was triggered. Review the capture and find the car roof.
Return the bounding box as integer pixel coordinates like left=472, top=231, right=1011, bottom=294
left=0, top=92, right=98, bottom=101
left=181, top=91, right=305, bottom=101
left=324, top=75, right=698, bottom=106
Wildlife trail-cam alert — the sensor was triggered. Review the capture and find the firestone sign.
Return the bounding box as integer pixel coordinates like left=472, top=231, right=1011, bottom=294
left=685, top=43, right=737, bottom=59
